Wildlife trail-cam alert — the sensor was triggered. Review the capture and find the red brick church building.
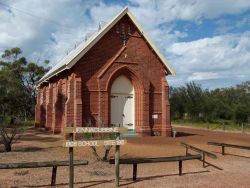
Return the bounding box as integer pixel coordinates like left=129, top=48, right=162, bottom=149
left=35, top=7, right=175, bottom=136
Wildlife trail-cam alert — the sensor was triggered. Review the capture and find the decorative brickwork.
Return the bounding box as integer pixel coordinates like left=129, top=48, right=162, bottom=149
left=35, top=90, right=41, bottom=127
left=65, top=74, right=75, bottom=126
left=36, top=14, right=172, bottom=136
left=40, top=87, right=46, bottom=128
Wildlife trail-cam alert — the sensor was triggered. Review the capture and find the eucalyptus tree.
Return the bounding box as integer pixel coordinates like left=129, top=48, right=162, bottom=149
left=0, top=47, right=49, bottom=120
left=0, top=47, right=49, bottom=152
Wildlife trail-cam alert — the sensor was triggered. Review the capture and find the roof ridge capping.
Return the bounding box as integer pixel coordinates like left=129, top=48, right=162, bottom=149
left=37, top=6, right=175, bottom=87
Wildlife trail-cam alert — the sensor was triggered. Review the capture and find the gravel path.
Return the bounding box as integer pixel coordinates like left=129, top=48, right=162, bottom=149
left=0, top=127, right=250, bottom=188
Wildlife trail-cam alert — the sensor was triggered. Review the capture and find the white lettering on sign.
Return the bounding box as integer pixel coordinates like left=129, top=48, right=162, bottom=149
left=65, top=141, right=77, bottom=147
left=104, top=139, right=125, bottom=146
left=63, top=127, right=128, bottom=133
left=75, top=127, right=119, bottom=133
left=78, top=140, right=99, bottom=147
left=64, top=140, right=126, bottom=147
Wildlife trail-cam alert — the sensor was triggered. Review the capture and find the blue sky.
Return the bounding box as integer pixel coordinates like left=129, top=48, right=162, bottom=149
left=0, top=0, right=250, bottom=89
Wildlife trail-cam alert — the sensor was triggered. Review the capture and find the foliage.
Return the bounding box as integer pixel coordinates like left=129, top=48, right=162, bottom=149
left=0, top=47, right=49, bottom=152
left=0, top=117, right=25, bottom=152
left=172, top=119, right=250, bottom=132
left=170, top=81, right=250, bottom=124
left=0, top=47, right=49, bottom=121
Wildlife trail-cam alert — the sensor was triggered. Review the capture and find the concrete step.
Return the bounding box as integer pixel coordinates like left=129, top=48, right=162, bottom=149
left=121, top=130, right=138, bottom=138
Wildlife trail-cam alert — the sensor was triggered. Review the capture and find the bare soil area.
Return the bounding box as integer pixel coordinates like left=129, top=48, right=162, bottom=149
left=0, top=126, right=250, bottom=188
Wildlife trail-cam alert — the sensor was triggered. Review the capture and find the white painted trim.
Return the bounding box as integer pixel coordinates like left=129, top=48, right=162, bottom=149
left=37, top=7, right=175, bottom=87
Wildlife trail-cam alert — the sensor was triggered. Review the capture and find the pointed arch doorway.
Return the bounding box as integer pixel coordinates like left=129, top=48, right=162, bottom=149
left=110, top=75, right=135, bottom=130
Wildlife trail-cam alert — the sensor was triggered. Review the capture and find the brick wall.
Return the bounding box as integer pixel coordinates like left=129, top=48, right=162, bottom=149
left=36, top=14, right=171, bottom=136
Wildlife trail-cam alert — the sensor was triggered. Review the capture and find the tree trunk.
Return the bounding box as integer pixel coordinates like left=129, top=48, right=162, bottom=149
left=103, top=146, right=112, bottom=161
left=90, top=146, right=101, bottom=161
left=4, top=142, right=12, bottom=152
left=24, top=111, right=27, bottom=122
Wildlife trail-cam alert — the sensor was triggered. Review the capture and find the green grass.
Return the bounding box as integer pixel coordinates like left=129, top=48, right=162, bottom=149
left=172, top=119, right=250, bottom=132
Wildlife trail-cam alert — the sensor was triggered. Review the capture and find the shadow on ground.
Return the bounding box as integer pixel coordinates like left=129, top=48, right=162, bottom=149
left=24, top=179, right=113, bottom=188
left=20, top=133, right=61, bottom=142
left=175, top=131, right=201, bottom=137
left=213, top=151, right=250, bottom=159
left=0, top=146, right=61, bottom=153
left=119, top=170, right=210, bottom=187
left=24, top=170, right=210, bottom=188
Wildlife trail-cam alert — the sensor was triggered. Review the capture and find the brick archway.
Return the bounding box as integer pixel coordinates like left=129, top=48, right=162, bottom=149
left=106, top=66, right=144, bottom=132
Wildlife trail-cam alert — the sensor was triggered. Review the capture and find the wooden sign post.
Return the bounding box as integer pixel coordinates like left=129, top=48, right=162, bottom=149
left=63, top=125, right=127, bottom=188
left=115, top=129, right=120, bottom=187
left=69, top=133, right=74, bottom=188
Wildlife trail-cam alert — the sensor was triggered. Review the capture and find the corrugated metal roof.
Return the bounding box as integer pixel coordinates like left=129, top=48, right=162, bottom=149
left=37, top=7, right=175, bottom=86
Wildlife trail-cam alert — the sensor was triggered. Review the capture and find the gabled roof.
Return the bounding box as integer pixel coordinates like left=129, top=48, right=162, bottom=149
left=37, top=7, right=175, bottom=86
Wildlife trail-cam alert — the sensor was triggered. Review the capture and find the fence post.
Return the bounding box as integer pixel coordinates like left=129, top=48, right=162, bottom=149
left=133, top=164, right=137, bottom=181
left=178, top=160, right=182, bottom=176
left=51, top=166, right=57, bottom=186
left=69, top=133, right=74, bottom=188
left=202, top=152, right=206, bottom=168
left=115, top=124, right=120, bottom=187
left=222, top=146, right=225, bottom=155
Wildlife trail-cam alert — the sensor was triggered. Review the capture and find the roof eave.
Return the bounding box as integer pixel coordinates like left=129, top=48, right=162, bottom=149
left=36, top=64, right=68, bottom=87
left=37, top=7, right=129, bottom=86
left=37, top=6, right=176, bottom=87
left=66, top=7, right=129, bottom=69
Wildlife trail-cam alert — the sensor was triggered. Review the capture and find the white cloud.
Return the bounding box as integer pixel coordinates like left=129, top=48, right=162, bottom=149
left=0, top=0, right=250, bottom=88
left=168, top=31, right=250, bottom=85
left=215, top=15, right=250, bottom=34
left=129, top=0, right=250, bottom=24
left=89, top=2, right=123, bottom=23
left=187, top=72, right=223, bottom=81
left=1, top=0, right=249, bottom=61
left=0, top=0, right=98, bottom=64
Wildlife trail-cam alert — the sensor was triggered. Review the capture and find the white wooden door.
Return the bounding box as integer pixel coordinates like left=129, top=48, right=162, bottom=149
left=110, top=95, right=122, bottom=126
left=122, top=95, right=134, bottom=129
left=110, top=76, right=135, bottom=130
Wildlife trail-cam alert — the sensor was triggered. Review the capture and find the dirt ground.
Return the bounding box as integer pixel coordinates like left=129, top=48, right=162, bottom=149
left=0, top=126, right=250, bottom=188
